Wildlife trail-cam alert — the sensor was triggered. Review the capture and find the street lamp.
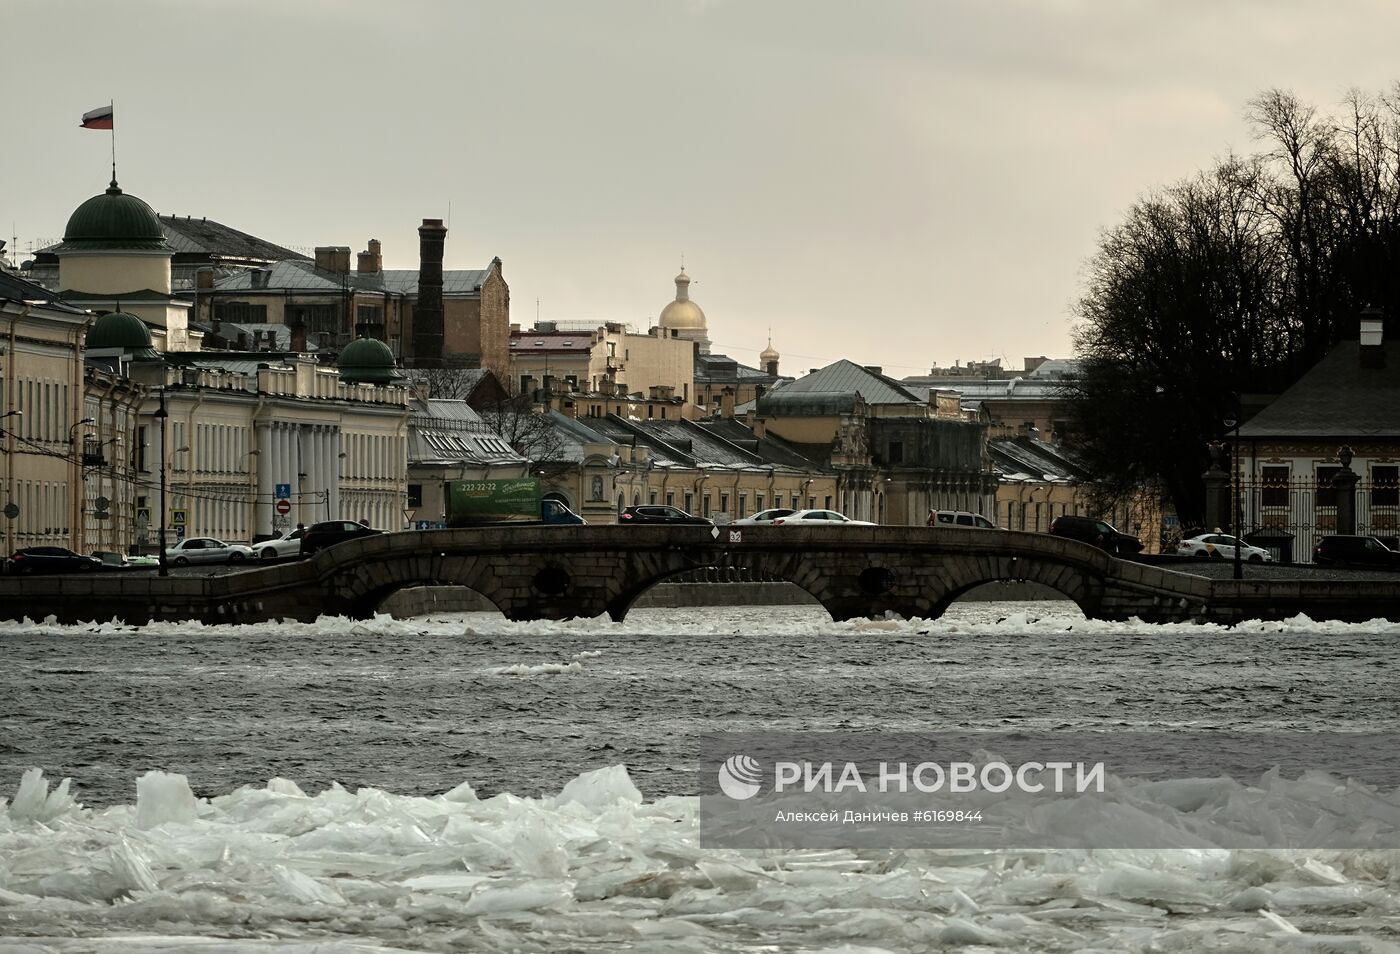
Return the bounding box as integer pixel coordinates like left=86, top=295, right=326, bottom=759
left=1224, top=393, right=1243, bottom=581
left=67, top=418, right=95, bottom=445
left=153, top=389, right=169, bottom=577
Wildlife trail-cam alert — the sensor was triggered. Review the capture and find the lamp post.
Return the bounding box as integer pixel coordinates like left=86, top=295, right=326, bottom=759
left=153, top=389, right=169, bottom=577
left=1224, top=393, right=1243, bottom=581
left=67, top=418, right=95, bottom=445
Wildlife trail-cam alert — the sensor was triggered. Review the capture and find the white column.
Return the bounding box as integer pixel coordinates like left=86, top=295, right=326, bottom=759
left=256, top=422, right=273, bottom=537
left=329, top=429, right=342, bottom=521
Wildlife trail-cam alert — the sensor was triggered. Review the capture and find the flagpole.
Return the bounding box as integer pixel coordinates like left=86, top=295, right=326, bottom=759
left=110, top=99, right=117, bottom=186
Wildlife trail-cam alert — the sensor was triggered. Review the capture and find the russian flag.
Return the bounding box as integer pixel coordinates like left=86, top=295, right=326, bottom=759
left=80, top=105, right=113, bottom=130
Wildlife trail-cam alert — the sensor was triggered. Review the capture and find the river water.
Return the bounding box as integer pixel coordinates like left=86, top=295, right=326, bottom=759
left=4, top=602, right=1400, bottom=952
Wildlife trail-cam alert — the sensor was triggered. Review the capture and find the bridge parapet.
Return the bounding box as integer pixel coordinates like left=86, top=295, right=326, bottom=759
left=0, top=526, right=1393, bottom=625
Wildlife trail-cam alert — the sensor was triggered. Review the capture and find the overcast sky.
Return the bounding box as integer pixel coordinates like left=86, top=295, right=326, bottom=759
left=7, top=1, right=1400, bottom=377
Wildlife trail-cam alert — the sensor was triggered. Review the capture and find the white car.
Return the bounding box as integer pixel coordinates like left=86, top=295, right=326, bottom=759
left=731, top=508, right=797, bottom=526
left=1177, top=533, right=1271, bottom=563
left=165, top=536, right=257, bottom=566
left=251, top=528, right=306, bottom=561
left=771, top=509, right=875, bottom=526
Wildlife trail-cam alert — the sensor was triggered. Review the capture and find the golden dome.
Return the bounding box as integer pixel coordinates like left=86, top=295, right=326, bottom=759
left=658, top=269, right=707, bottom=331
left=759, top=337, right=779, bottom=363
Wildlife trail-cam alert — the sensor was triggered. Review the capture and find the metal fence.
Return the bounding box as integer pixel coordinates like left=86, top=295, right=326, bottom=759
left=1233, top=476, right=1399, bottom=563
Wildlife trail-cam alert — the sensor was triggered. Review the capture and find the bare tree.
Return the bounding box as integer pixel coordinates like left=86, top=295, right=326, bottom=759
left=477, top=391, right=575, bottom=479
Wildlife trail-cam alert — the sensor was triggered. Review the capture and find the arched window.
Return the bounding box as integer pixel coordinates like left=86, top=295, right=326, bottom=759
left=616, top=493, right=624, bottom=514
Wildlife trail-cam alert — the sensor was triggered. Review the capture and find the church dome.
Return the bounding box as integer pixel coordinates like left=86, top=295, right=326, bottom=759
left=658, top=269, right=707, bottom=331
left=86, top=311, right=153, bottom=350
left=759, top=339, right=779, bottom=363
left=59, top=180, right=169, bottom=253
left=338, top=336, right=396, bottom=384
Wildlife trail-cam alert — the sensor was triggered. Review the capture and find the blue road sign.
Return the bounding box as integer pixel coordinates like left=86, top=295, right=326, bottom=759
left=275, top=483, right=291, bottom=500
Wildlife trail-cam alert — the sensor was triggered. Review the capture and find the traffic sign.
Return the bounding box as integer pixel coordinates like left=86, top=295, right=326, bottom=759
left=135, top=507, right=150, bottom=528
left=171, top=508, right=187, bottom=526
left=275, top=499, right=292, bottom=515
left=275, top=483, right=291, bottom=500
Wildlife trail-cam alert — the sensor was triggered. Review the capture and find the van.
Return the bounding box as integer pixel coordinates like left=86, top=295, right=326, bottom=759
left=928, top=510, right=996, bottom=529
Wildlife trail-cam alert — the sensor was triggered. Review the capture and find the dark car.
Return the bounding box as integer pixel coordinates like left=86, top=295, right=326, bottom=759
left=1312, top=535, right=1400, bottom=568
left=300, top=520, right=384, bottom=556
left=618, top=505, right=713, bottom=526
left=7, top=546, right=103, bottom=574
left=1049, top=515, right=1143, bottom=555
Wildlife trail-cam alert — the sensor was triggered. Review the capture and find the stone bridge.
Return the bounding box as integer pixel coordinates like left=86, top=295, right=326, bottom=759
left=1, top=526, right=1397, bottom=626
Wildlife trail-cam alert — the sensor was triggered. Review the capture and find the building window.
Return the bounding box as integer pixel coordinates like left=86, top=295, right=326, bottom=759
left=1316, top=466, right=1341, bottom=509
left=703, top=495, right=712, bottom=517
left=666, top=492, right=674, bottom=506
left=738, top=494, right=747, bottom=517
left=756, top=494, right=764, bottom=511
left=824, top=495, right=832, bottom=509
left=888, top=441, right=903, bottom=464
left=791, top=495, right=800, bottom=509
left=407, top=484, right=422, bottom=508
left=684, top=493, right=693, bottom=513
left=356, top=305, right=383, bottom=327
left=649, top=491, right=657, bottom=505
left=720, top=493, right=729, bottom=515
left=1261, top=466, right=1290, bottom=507
left=213, top=301, right=267, bottom=324
left=288, top=303, right=340, bottom=334
left=1373, top=466, right=1399, bottom=507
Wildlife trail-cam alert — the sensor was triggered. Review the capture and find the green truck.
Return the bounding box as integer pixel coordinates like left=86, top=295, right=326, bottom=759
left=442, top=478, right=586, bottom=527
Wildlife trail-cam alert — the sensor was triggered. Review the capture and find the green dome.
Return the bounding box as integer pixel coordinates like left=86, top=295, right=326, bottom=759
left=86, top=311, right=153, bottom=350
left=59, top=180, right=169, bottom=252
left=338, top=336, right=396, bottom=384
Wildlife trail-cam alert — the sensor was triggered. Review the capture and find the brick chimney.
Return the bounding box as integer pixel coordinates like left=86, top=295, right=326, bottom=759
left=315, top=246, right=351, bottom=274
left=357, top=239, right=382, bottom=274
left=412, top=218, right=447, bottom=367
left=720, top=386, right=736, bottom=418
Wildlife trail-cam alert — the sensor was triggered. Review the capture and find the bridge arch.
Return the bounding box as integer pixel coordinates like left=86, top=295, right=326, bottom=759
left=604, top=557, right=824, bottom=621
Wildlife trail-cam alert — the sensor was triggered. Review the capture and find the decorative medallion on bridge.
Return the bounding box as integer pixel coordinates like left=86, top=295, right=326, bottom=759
left=858, top=566, right=896, bottom=596
left=533, top=565, right=571, bottom=596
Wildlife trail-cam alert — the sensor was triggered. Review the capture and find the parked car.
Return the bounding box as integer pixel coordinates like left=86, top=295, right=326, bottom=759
left=1312, top=535, right=1400, bottom=568
left=1177, top=533, right=1272, bottom=563
left=617, top=505, right=713, bottom=526
left=772, top=509, right=875, bottom=526
left=7, top=547, right=102, bottom=574
left=300, top=520, right=385, bottom=556
left=90, top=550, right=157, bottom=569
left=928, top=510, right=997, bottom=529
left=252, top=527, right=307, bottom=561
left=1049, top=515, right=1144, bottom=555
left=164, top=537, right=257, bottom=566
left=731, top=508, right=797, bottom=526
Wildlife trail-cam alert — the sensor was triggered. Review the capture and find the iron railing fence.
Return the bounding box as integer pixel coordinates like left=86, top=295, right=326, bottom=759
left=1229, top=476, right=1399, bottom=562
